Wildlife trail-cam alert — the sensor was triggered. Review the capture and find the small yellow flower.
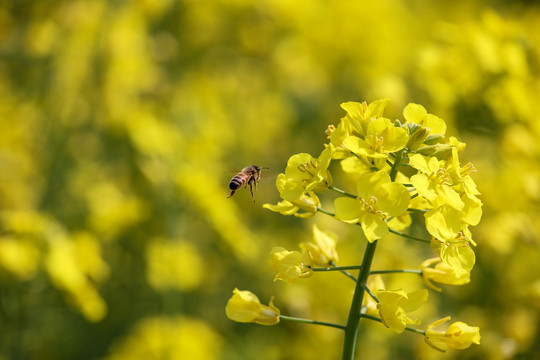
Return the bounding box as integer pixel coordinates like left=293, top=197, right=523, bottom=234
left=403, top=103, right=447, bottom=136
left=225, top=289, right=280, bottom=326
left=269, top=247, right=313, bottom=283
left=279, top=146, right=333, bottom=201
left=299, top=224, right=339, bottom=267
left=343, top=117, right=409, bottom=169
left=420, top=257, right=470, bottom=292
left=340, top=99, right=390, bottom=137
left=263, top=190, right=320, bottom=218
left=425, top=316, right=480, bottom=351
left=377, top=289, right=428, bottom=333
left=409, top=154, right=464, bottom=210
left=334, top=171, right=410, bottom=242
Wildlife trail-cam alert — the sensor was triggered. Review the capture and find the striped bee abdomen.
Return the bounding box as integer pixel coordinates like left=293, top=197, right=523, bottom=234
left=229, top=174, right=248, bottom=190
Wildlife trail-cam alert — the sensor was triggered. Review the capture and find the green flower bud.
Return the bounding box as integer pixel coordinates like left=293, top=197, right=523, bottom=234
left=406, top=127, right=430, bottom=151
left=424, top=134, right=445, bottom=145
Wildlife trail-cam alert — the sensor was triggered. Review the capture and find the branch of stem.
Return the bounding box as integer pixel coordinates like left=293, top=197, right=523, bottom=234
left=388, top=228, right=431, bottom=243
left=279, top=315, right=346, bottom=330
left=359, top=313, right=426, bottom=335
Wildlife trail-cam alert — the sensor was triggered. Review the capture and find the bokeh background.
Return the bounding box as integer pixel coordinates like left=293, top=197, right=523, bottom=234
left=1, top=0, right=539, bottom=359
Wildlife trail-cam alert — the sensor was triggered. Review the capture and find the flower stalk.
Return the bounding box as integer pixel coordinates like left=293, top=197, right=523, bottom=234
left=342, top=240, right=378, bottom=360
left=279, top=315, right=346, bottom=331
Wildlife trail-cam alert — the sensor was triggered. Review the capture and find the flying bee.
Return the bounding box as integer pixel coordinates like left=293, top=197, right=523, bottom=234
left=227, top=165, right=268, bottom=202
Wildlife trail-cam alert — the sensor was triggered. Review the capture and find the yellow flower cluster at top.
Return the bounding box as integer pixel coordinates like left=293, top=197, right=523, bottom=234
left=265, top=99, right=481, bottom=280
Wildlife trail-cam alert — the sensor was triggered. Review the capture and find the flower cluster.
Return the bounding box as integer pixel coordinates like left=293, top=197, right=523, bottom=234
left=227, top=100, right=481, bottom=357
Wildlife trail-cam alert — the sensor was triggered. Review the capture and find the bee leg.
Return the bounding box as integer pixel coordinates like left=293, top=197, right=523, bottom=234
left=249, top=181, right=256, bottom=202
left=227, top=190, right=236, bottom=199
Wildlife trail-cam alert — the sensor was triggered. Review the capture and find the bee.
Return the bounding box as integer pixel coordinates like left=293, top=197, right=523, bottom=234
left=227, top=165, right=268, bottom=202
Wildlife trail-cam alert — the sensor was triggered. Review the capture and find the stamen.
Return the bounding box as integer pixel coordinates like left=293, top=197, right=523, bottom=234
left=367, top=133, right=385, bottom=152
left=460, top=162, right=477, bottom=177
left=325, top=124, right=336, bottom=139
left=435, top=168, right=451, bottom=185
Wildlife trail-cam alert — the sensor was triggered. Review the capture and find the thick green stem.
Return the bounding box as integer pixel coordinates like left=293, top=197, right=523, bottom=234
left=341, top=240, right=378, bottom=360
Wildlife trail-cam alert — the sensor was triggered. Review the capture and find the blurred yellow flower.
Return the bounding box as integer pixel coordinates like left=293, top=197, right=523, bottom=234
left=299, top=224, right=339, bottom=267
left=105, top=315, right=222, bottom=360
left=145, top=238, right=204, bottom=291
left=0, top=237, right=39, bottom=279
left=84, top=182, right=147, bottom=239
left=46, top=232, right=109, bottom=322
left=269, top=247, right=313, bottom=283
left=425, top=316, right=480, bottom=351
left=225, top=288, right=280, bottom=326
left=377, top=289, right=428, bottom=333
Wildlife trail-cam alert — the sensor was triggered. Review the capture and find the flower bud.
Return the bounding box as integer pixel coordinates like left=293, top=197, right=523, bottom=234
left=416, top=143, right=453, bottom=159
left=406, top=127, right=430, bottom=151
left=424, top=133, right=445, bottom=145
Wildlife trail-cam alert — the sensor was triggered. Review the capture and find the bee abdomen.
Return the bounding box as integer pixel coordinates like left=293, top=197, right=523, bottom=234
left=229, top=175, right=247, bottom=190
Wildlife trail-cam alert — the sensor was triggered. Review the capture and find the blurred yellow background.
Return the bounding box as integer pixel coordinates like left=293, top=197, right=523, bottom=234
left=1, top=0, right=539, bottom=359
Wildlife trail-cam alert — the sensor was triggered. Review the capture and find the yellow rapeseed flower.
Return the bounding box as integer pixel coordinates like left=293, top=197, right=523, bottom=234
left=225, top=289, right=280, bottom=326
left=377, top=289, right=428, bottom=333
left=420, top=257, right=470, bottom=292
left=269, top=247, right=313, bottom=283
left=334, top=171, right=410, bottom=242
left=425, top=316, right=480, bottom=351
left=299, top=224, right=339, bottom=267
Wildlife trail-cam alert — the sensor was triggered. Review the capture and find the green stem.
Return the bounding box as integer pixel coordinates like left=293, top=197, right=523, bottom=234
left=389, top=149, right=406, bottom=182
left=359, top=314, right=426, bottom=335
left=315, top=261, right=358, bottom=282
left=342, top=240, right=378, bottom=360
left=328, top=186, right=357, bottom=199
left=388, top=228, right=431, bottom=243
left=313, top=265, right=363, bottom=272
left=370, top=269, right=422, bottom=275
left=317, top=207, right=335, bottom=217
left=279, top=315, right=346, bottom=331
left=361, top=284, right=379, bottom=303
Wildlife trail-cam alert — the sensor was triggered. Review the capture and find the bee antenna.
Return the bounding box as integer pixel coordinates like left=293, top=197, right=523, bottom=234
left=261, top=167, right=270, bottom=170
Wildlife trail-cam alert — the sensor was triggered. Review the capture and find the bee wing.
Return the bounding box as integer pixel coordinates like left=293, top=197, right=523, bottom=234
left=259, top=169, right=278, bottom=181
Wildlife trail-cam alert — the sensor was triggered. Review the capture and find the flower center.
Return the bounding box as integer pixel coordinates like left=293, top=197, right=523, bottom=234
left=446, top=231, right=469, bottom=246
left=432, top=168, right=451, bottom=185
left=367, top=133, right=385, bottom=153
left=297, top=160, right=318, bottom=177
left=360, top=196, right=386, bottom=219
